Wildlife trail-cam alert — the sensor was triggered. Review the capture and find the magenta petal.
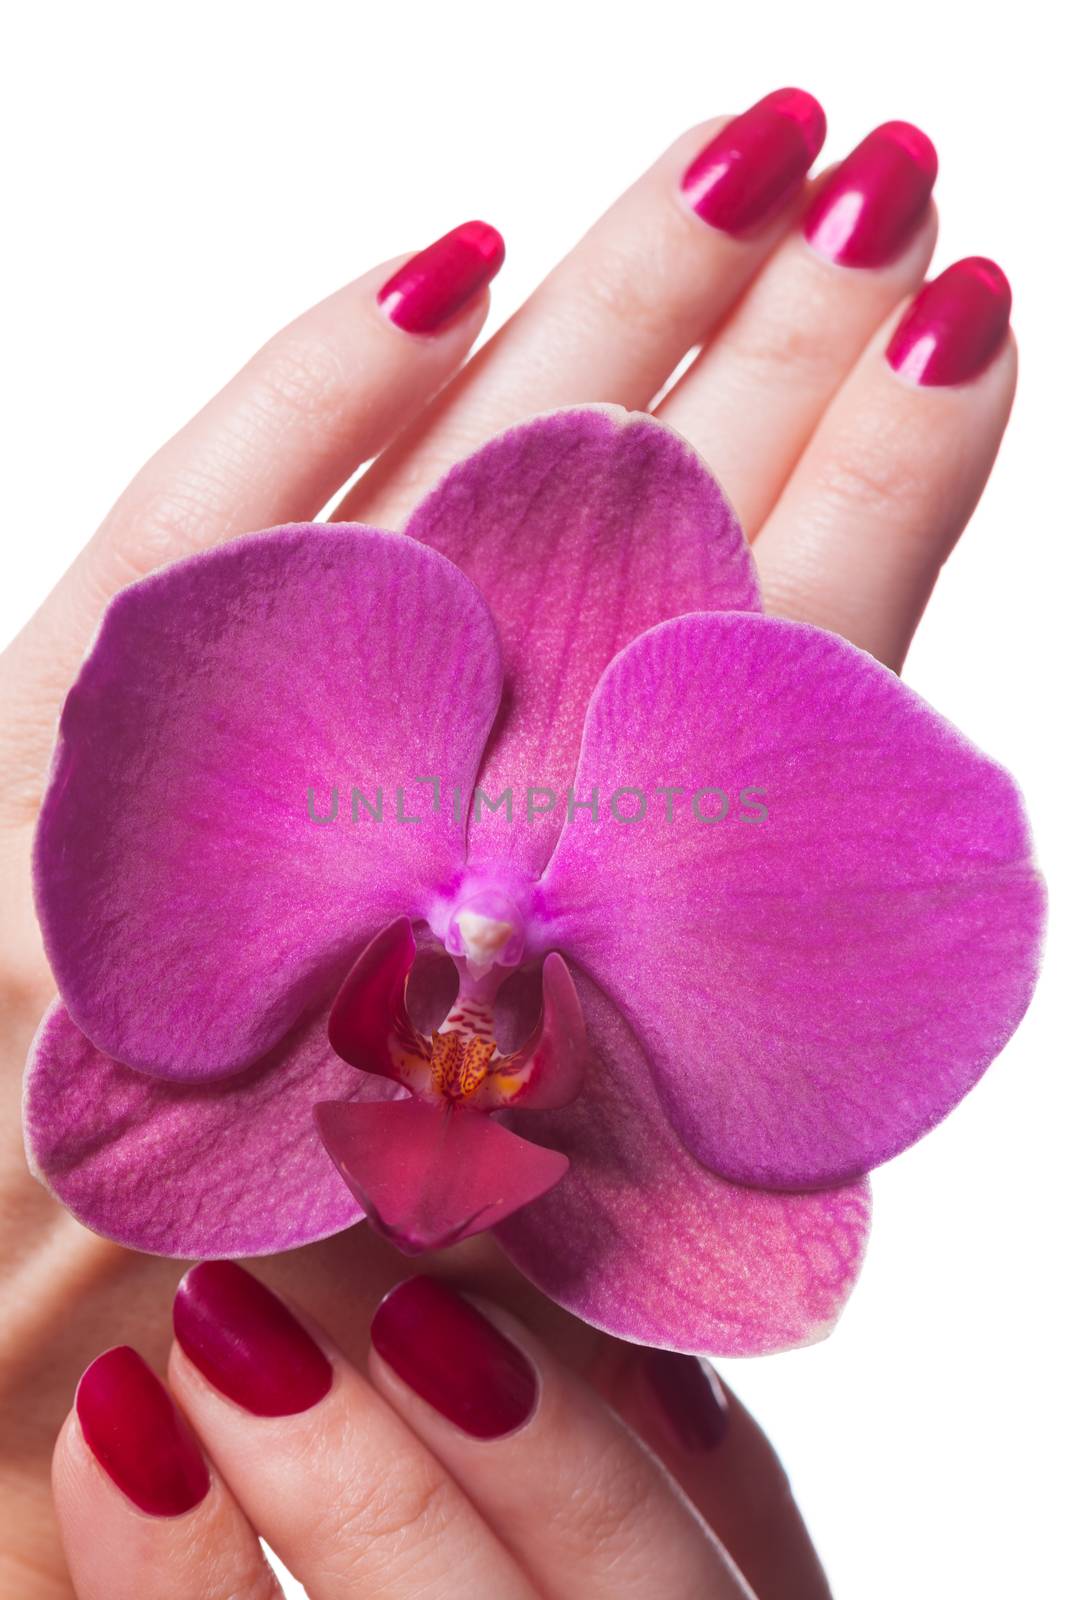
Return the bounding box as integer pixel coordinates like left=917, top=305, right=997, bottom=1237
left=542, top=613, right=1045, bottom=1189
left=34, top=526, right=502, bottom=1081
left=328, top=918, right=424, bottom=1081
left=315, top=1097, right=568, bottom=1253
left=23, top=999, right=392, bottom=1256
left=495, top=975, right=870, bottom=1355
left=475, top=953, right=588, bottom=1110
left=405, top=408, right=759, bottom=873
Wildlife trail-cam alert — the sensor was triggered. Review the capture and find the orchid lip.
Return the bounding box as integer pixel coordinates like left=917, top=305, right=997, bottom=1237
left=314, top=1097, right=570, bottom=1254
left=319, top=905, right=590, bottom=1252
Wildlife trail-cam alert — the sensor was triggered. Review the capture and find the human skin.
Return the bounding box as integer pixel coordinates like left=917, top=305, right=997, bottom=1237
left=0, top=95, right=1016, bottom=1596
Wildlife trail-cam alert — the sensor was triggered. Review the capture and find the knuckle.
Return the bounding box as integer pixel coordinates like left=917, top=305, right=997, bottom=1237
left=251, top=332, right=351, bottom=429
left=820, top=448, right=914, bottom=523
left=550, top=1441, right=654, bottom=1559
left=727, top=300, right=840, bottom=391
left=311, top=1456, right=454, bottom=1581
left=98, top=475, right=233, bottom=582
left=813, top=411, right=931, bottom=527
left=93, top=334, right=352, bottom=585
left=181, top=1502, right=283, bottom=1600
left=568, top=238, right=686, bottom=344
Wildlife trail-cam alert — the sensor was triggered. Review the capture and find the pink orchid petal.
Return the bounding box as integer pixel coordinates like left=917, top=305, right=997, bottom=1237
left=34, top=526, right=502, bottom=1081
left=405, top=408, right=760, bottom=874
left=541, top=613, right=1045, bottom=1189
left=23, top=999, right=391, bottom=1256
left=473, top=953, right=588, bottom=1110
left=328, top=918, right=427, bottom=1084
left=315, top=1097, right=568, bottom=1253
left=495, top=974, right=870, bottom=1355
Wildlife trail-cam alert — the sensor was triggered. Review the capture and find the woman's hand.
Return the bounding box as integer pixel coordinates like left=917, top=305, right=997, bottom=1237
left=53, top=1265, right=819, bottom=1599
left=0, top=90, right=1014, bottom=1598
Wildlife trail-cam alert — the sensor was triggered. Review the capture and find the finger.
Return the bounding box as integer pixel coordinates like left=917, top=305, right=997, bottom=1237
left=659, top=122, right=939, bottom=534
left=169, top=1263, right=536, bottom=1600
left=368, top=1276, right=754, bottom=1600
left=339, top=88, right=827, bottom=528
left=52, top=1346, right=279, bottom=1600
left=0, top=221, right=502, bottom=824
left=604, top=1347, right=831, bottom=1600
left=754, top=257, right=1015, bottom=669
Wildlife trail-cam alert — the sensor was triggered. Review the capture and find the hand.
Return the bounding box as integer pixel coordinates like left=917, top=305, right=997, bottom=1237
left=0, top=94, right=1013, bottom=1598
left=54, top=1265, right=818, bottom=1599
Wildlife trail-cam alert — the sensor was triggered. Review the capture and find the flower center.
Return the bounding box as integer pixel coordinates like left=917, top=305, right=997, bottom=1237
left=326, top=872, right=584, bottom=1122
left=318, top=887, right=587, bottom=1254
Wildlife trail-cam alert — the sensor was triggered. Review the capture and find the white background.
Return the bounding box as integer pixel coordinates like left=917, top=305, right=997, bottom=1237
left=3, top=4, right=1063, bottom=1596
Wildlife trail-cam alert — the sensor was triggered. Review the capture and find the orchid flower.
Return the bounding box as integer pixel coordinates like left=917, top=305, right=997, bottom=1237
left=23, top=408, right=1044, bottom=1357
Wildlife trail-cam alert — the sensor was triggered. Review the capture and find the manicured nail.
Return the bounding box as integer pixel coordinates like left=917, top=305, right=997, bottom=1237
left=377, top=221, right=505, bottom=334
left=173, top=1261, right=333, bottom=1417
left=371, top=1277, right=537, bottom=1439
left=886, top=257, right=1012, bottom=386
left=804, top=121, right=937, bottom=268
left=682, top=88, right=826, bottom=235
left=75, top=1346, right=210, bottom=1517
left=641, top=1349, right=729, bottom=1452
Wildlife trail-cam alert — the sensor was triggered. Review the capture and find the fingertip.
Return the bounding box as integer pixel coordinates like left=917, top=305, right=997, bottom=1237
left=376, top=220, right=506, bottom=336
left=886, top=256, right=1013, bottom=387
left=74, top=1344, right=210, bottom=1518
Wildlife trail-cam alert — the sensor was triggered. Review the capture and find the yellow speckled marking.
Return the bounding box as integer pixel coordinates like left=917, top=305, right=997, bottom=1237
left=429, top=1030, right=497, bottom=1100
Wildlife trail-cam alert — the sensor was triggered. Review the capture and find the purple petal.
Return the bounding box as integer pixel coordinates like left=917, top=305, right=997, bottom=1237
left=315, top=1097, right=568, bottom=1253
left=473, top=952, right=588, bottom=1111
left=328, top=918, right=429, bottom=1086
left=495, top=974, right=871, bottom=1355
left=34, top=526, right=502, bottom=1081
left=541, top=613, right=1045, bottom=1189
left=405, top=408, right=759, bottom=874
left=23, top=999, right=391, bottom=1256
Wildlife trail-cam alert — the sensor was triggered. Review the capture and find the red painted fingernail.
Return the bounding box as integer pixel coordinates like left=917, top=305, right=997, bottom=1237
left=173, top=1261, right=333, bottom=1417
left=886, top=257, right=1012, bottom=386
left=641, top=1349, right=730, bottom=1452
left=75, top=1346, right=210, bottom=1517
left=804, top=121, right=938, bottom=268
left=371, top=1277, right=537, bottom=1440
left=682, top=88, right=826, bottom=235
left=377, top=221, right=505, bottom=334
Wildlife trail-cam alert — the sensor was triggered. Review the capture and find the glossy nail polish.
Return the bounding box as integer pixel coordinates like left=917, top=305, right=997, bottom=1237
left=804, top=121, right=937, bottom=268
left=641, top=1349, right=729, bottom=1452
left=682, top=88, right=826, bottom=235
left=173, top=1261, right=333, bottom=1417
left=886, top=257, right=1012, bottom=386
left=371, top=1277, right=537, bottom=1439
left=76, top=1346, right=210, bottom=1517
left=377, top=221, right=505, bottom=334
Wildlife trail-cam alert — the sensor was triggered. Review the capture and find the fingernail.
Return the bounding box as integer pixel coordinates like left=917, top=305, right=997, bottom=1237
left=377, top=221, right=505, bottom=334
left=173, top=1261, right=333, bottom=1417
left=804, top=121, right=937, bottom=268
left=371, top=1276, right=537, bottom=1440
left=75, top=1346, right=210, bottom=1517
left=886, top=257, right=1012, bottom=386
left=641, top=1349, right=729, bottom=1452
left=682, top=88, right=826, bottom=235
